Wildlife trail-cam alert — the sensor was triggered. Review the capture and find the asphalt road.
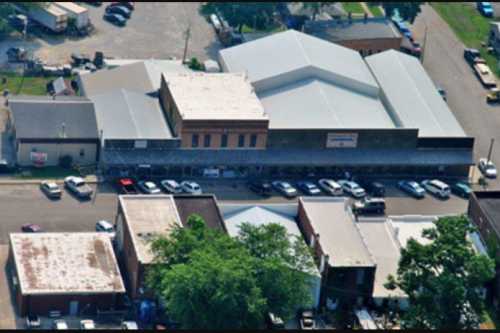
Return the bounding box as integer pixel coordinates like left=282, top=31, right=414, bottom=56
left=0, top=2, right=220, bottom=65
left=0, top=181, right=468, bottom=245
left=412, top=4, right=500, bottom=189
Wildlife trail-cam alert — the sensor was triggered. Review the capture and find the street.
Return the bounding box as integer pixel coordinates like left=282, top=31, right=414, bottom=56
left=0, top=2, right=220, bottom=65
left=412, top=4, right=500, bottom=189
left=0, top=181, right=469, bottom=245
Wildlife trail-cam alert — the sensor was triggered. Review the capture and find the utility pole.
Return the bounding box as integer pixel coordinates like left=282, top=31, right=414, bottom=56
left=420, top=24, right=428, bottom=64
left=182, top=24, right=191, bottom=64
left=487, top=138, right=495, bottom=162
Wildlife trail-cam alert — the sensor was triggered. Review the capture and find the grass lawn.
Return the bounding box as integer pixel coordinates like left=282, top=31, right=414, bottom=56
left=432, top=2, right=499, bottom=76
left=16, top=167, right=76, bottom=180
left=0, top=72, right=55, bottom=95
left=342, top=2, right=365, bottom=14
left=367, top=3, right=384, bottom=17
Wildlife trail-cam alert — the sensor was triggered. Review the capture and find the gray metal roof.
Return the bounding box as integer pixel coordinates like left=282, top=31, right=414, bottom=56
left=9, top=96, right=98, bottom=139
left=299, top=197, right=375, bottom=267
left=91, top=89, right=173, bottom=140
left=259, top=78, right=393, bottom=129
left=304, top=18, right=402, bottom=43
left=101, top=148, right=474, bottom=167
left=366, top=50, right=467, bottom=137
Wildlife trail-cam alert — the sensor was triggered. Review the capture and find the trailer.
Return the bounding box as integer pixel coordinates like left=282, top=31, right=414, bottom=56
left=473, top=61, right=497, bottom=88
left=53, top=2, right=90, bottom=30
left=25, top=4, right=68, bottom=33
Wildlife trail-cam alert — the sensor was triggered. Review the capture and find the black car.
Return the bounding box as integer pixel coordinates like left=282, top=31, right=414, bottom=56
left=352, top=198, right=386, bottom=215
left=464, top=48, right=482, bottom=65
left=103, top=13, right=127, bottom=26
left=248, top=181, right=272, bottom=197
left=113, top=1, right=135, bottom=11
left=359, top=181, right=385, bottom=197
left=106, top=5, right=132, bottom=18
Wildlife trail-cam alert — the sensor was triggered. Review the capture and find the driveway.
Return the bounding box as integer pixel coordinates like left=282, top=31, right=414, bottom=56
left=0, top=2, right=220, bottom=65
left=411, top=4, right=500, bottom=189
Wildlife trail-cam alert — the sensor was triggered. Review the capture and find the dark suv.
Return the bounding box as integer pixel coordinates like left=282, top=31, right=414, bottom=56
left=359, top=181, right=385, bottom=197
left=352, top=198, right=386, bottom=215
left=248, top=181, right=272, bottom=197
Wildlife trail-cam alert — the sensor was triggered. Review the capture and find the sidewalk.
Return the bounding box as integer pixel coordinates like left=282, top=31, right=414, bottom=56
left=0, top=174, right=101, bottom=185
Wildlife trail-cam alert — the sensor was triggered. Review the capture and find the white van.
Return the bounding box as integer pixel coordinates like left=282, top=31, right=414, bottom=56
left=421, top=179, right=450, bottom=199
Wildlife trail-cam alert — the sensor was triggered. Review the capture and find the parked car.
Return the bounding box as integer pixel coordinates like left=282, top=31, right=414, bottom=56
left=337, top=180, right=366, bottom=198
left=103, top=13, right=127, bottom=26
left=121, top=321, right=139, bottom=330
left=266, top=312, right=285, bottom=329
left=397, top=180, right=426, bottom=199
left=477, top=2, right=494, bottom=17
left=248, top=180, right=272, bottom=197
left=137, top=181, right=161, bottom=194
left=160, top=179, right=183, bottom=194
left=40, top=180, right=62, bottom=199
left=272, top=181, right=298, bottom=198
left=53, top=319, right=68, bottom=330
left=106, top=5, right=131, bottom=18
left=464, top=48, right=483, bottom=65
left=479, top=158, right=498, bottom=178
left=296, top=181, right=322, bottom=196
left=359, top=180, right=385, bottom=197
left=21, top=224, right=42, bottom=233
left=117, top=178, right=138, bottom=194
left=299, top=310, right=316, bottom=330
left=352, top=198, right=386, bottom=215
left=451, top=181, right=472, bottom=199
left=421, top=179, right=451, bottom=199
left=318, top=178, right=343, bottom=196
left=64, top=176, right=93, bottom=199
left=110, top=1, right=135, bottom=11
left=26, top=314, right=41, bottom=329
left=80, top=320, right=95, bottom=330
left=437, top=87, right=447, bottom=101
left=181, top=181, right=202, bottom=195
left=96, top=220, right=114, bottom=233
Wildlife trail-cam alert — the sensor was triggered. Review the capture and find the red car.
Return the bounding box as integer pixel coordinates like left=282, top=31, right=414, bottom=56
left=21, top=224, right=42, bottom=233
left=117, top=178, right=138, bottom=194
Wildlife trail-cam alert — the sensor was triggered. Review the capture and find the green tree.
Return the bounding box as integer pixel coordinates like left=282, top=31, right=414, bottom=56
left=147, top=215, right=315, bottom=329
left=300, top=2, right=330, bottom=21
left=238, top=223, right=315, bottom=319
left=385, top=216, right=495, bottom=330
left=201, top=2, right=280, bottom=32
left=382, top=2, right=423, bottom=23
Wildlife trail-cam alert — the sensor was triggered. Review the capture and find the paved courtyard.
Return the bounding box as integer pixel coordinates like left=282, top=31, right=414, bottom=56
left=0, top=2, right=221, bottom=65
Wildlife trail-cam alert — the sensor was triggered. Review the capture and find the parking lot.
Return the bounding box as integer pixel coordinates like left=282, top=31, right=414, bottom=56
left=0, top=179, right=469, bottom=245
left=0, top=2, right=220, bottom=65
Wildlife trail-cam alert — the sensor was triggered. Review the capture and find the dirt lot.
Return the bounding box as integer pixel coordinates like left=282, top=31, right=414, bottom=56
left=0, top=2, right=221, bottom=65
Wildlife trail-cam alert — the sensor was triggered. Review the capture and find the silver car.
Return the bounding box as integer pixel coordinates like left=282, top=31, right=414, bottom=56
left=160, top=179, right=183, bottom=194
left=181, top=181, right=202, bottom=195
left=137, top=181, right=161, bottom=194
left=479, top=158, right=497, bottom=178
left=272, top=181, right=298, bottom=198
left=64, top=176, right=93, bottom=199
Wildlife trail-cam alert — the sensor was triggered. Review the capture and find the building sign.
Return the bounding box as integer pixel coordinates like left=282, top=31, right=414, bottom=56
left=30, top=152, right=48, bottom=167
left=326, top=133, right=358, bottom=148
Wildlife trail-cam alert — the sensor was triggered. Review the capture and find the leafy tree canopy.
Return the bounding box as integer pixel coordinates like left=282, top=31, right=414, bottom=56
left=383, top=2, right=423, bottom=23
left=385, top=215, right=495, bottom=330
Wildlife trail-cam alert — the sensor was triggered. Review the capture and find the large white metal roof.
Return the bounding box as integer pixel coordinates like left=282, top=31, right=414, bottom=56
left=366, top=50, right=467, bottom=137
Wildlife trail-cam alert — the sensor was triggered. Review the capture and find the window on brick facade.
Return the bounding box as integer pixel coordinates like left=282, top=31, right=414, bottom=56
left=204, top=134, right=211, bottom=148
left=191, top=134, right=199, bottom=148
left=250, top=134, right=257, bottom=147
left=221, top=134, right=228, bottom=148
left=238, top=134, right=245, bottom=147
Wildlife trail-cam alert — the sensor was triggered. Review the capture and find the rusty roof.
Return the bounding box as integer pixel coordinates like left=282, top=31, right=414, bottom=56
left=10, top=233, right=125, bottom=295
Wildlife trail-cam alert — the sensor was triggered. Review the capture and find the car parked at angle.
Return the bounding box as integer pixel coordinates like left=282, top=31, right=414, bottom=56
left=26, top=315, right=41, bottom=329
left=296, top=181, right=322, bottom=196
left=181, top=181, right=202, bottom=195
left=21, top=224, right=42, bottom=233
left=110, top=1, right=135, bottom=11
left=80, top=320, right=95, bottom=330
left=40, top=180, right=62, bottom=199
left=451, top=181, right=472, bottom=199
left=103, top=13, right=126, bottom=26
left=106, top=4, right=131, bottom=18
left=299, top=310, right=316, bottom=330
left=358, top=180, right=385, bottom=197
left=479, top=158, right=498, bottom=178
left=121, top=321, right=139, bottom=330
left=352, top=198, right=386, bottom=215
left=337, top=180, right=366, bottom=198
left=272, top=181, right=298, bottom=198
left=397, top=180, right=425, bottom=199
left=117, top=178, right=138, bottom=194
left=64, top=176, right=93, bottom=199
left=53, top=319, right=68, bottom=330
left=137, top=181, right=161, bottom=194
left=477, top=2, right=494, bottom=17
left=421, top=179, right=451, bottom=199
left=96, top=220, right=114, bottom=233
left=248, top=180, right=272, bottom=197
left=160, top=179, right=183, bottom=194
left=318, top=178, right=343, bottom=196
left=464, top=48, right=484, bottom=66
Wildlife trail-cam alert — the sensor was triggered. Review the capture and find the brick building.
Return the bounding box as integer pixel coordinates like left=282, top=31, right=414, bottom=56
left=9, top=233, right=125, bottom=316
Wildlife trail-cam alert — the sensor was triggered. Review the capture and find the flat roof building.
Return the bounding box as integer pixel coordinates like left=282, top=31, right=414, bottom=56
left=9, top=233, right=125, bottom=316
